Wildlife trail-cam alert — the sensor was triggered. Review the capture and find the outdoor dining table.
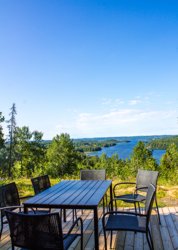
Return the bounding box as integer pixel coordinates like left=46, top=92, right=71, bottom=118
left=23, top=179, right=113, bottom=250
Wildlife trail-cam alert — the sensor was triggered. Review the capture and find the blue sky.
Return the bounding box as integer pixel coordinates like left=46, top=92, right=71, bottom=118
left=0, top=0, right=178, bottom=139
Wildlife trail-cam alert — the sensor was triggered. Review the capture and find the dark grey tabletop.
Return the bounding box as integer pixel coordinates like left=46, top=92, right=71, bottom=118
left=24, top=180, right=112, bottom=209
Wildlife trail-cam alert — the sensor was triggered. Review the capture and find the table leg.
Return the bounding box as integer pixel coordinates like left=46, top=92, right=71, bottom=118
left=94, top=207, right=99, bottom=250
left=24, top=205, right=28, bottom=213
left=110, top=183, right=113, bottom=211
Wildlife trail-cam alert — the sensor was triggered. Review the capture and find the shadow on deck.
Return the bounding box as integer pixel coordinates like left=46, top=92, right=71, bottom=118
left=0, top=207, right=178, bottom=249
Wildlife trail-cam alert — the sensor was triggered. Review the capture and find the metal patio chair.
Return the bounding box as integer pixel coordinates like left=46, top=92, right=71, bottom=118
left=0, top=182, right=33, bottom=239
left=31, top=174, right=53, bottom=215
left=80, top=169, right=107, bottom=213
left=102, top=184, right=156, bottom=250
left=31, top=174, right=51, bottom=195
left=5, top=210, right=83, bottom=250
left=31, top=175, right=77, bottom=223
left=113, top=169, right=160, bottom=223
left=80, top=169, right=106, bottom=181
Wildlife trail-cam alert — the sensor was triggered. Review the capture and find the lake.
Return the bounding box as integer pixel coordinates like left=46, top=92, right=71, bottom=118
left=87, top=136, right=166, bottom=162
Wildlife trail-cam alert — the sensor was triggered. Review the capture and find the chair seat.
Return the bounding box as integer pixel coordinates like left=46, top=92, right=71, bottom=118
left=63, top=234, right=78, bottom=250
left=115, top=193, right=146, bottom=203
left=18, top=232, right=78, bottom=250
left=105, top=214, right=147, bottom=233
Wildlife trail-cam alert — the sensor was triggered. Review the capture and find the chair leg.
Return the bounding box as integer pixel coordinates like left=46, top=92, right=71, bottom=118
left=105, top=194, right=108, bottom=211
left=138, top=202, right=141, bottom=213
left=134, top=202, right=137, bottom=213
left=110, top=231, right=113, bottom=248
left=0, top=216, right=3, bottom=240
left=0, top=226, right=3, bottom=240
left=63, top=209, right=66, bottom=222
left=80, top=236, right=83, bottom=250
left=73, top=209, right=78, bottom=226
left=103, top=229, right=107, bottom=250
left=155, top=195, right=161, bottom=224
left=148, top=228, right=154, bottom=250
left=60, top=208, right=62, bottom=218
left=115, top=199, right=117, bottom=211
left=146, top=231, right=153, bottom=250
left=72, top=210, right=77, bottom=223
left=80, top=226, right=83, bottom=250
left=103, top=197, right=105, bottom=215
left=72, top=209, right=75, bottom=223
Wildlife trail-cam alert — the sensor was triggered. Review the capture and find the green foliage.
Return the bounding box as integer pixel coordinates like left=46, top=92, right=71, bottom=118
left=47, top=133, right=81, bottom=177
left=6, top=103, right=17, bottom=177
left=0, top=105, right=178, bottom=184
left=0, top=112, right=5, bottom=148
left=129, top=141, right=158, bottom=174
left=0, top=176, right=177, bottom=207
left=147, top=135, right=178, bottom=149
left=160, top=143, right=178, bottom=181
left=0, top=147, right=9, bottom=177
left=15, top=127, right=47, bottom=177
left=74, top=139, right=124, bottom=152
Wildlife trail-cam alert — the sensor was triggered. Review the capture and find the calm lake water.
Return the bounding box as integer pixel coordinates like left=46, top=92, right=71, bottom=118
left=87, top=136, right=166, bottom=162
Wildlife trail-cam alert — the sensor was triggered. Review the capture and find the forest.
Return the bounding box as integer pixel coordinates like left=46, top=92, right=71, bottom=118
left=0, top=104, right=178, bottom=184
left=147, top=135, right=178, bottom=149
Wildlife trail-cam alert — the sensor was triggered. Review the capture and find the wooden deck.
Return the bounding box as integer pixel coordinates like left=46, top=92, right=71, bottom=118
left=0, top=206, right=178, bottom=249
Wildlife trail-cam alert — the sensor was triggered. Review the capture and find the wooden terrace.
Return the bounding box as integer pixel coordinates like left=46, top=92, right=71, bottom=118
left=1, top=206, right=178, bottom=250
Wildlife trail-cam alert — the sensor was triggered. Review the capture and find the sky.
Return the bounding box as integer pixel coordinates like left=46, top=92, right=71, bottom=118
left=0, top=0, right=178, bottom=139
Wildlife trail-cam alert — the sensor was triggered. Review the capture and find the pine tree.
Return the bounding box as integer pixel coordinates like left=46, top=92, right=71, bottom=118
left=47, top=133, right=79, bottom=176
left=7, top=103, right=17, bottom=177
left=0, top=112, right=5, bottom=148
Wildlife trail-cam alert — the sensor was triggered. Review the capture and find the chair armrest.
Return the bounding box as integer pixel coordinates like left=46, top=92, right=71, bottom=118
left=0, top=205, right=23, bottom=211
left=113, top=182, right=136, bottom=196
left=63, top=217, right=83, bottom=239
left=1, top=205, right=35, bottom=213
left=134, top=186, right=148, bottom=194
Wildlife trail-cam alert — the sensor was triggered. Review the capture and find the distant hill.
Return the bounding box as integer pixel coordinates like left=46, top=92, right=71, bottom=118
left=147, top=135, right=178, bottom=150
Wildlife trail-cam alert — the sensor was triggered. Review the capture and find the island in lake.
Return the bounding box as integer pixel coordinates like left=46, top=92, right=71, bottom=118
left=74, top=139, right=130, bottom=153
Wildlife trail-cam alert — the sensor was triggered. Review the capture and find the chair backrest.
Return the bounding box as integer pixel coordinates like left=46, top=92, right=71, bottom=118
left=0, top=182, right=20, bottom=218
left=0, top=182, right=20, bottom=208
left=136, top=169, right=159, bottom=191
left=80, top=169, right=106, bottom=180
left=5, top=211, right=64, bottom=250
left=31, top=175, right=51, bottom=195
left=145, top=184, right=156, bottom=226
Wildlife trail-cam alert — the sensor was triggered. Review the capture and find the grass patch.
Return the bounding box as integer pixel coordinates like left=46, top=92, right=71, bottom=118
left=1, top=177, right=178, bottom=207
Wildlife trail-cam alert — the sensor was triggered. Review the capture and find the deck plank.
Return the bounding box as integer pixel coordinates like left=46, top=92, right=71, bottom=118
left=163, top=207, right=178, bottom=250
left=1, top=207, right=178, bottom=250
left=134, top=232, right=143, bottom=250
left=159, top=207, right=174, bottom=250
left=169, top=207, right=178, bottom=232
left=150, top=210, right=164, bottom=250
